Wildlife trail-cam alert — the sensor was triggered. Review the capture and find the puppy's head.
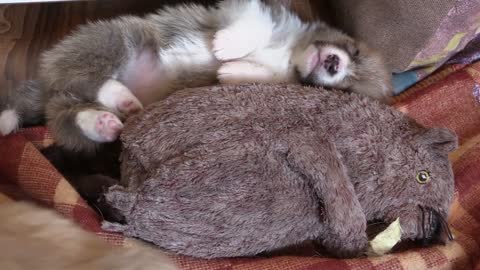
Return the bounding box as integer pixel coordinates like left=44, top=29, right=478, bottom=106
left=292, top=30, right=393, bottom=103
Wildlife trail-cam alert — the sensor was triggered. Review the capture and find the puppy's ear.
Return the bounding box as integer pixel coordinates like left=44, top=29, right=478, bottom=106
left=344, top=40, right=360, bottom=58
left=350, top=40, right=393, bottom=102
left=416, top=127, right=458, bottom=153
left=354, top=41, right=373, bottom=57
left=354, top=41, right=385, bottom=65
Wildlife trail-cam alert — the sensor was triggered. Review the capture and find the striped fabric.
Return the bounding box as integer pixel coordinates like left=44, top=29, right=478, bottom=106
left=1, top=61, right=480, bottom=269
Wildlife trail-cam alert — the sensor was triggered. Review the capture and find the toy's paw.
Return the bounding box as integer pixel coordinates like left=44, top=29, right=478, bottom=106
left=322, top=231, right=369, bottom=258
left=76, top=110, right=124, bottom=143
left=217, top=61, right=274, bottom=84
left=213, top=28, right=256, bottom=61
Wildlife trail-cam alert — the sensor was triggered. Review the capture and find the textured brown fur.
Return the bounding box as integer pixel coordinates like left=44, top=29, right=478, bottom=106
left=101, top=84, right=457, bottom=259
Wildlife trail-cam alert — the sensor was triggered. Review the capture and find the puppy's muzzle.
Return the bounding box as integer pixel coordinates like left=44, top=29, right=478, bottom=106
left=324, top=54, right=339, bottom=76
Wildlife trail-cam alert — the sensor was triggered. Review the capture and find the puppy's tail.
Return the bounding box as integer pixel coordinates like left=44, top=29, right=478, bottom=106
left=0, top=81, right=45, bottom=135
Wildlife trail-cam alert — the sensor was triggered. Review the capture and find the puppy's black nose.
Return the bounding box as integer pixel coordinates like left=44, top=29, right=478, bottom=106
left=324, top=54, right=339, bottom=76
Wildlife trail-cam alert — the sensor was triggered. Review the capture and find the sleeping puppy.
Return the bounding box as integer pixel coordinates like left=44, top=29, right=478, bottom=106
left=0, top=201, right=177, bottom=270
left=0, top=0, right=393, bottom=153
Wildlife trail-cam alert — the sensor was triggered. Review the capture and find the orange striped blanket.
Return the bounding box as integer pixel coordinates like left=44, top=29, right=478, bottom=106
left=1, top=61, right=479, bottom=270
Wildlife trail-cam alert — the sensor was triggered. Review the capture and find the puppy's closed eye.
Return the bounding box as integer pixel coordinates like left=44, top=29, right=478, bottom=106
left=344, top=42, right=360, bottom=58
left=353, top=47, right=360, bottom=57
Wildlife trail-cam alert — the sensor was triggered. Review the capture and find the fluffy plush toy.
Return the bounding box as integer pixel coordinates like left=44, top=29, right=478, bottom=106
left=101, top=84, right=457, bottom=259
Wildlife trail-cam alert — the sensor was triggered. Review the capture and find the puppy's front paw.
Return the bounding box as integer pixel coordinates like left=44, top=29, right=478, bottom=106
left=217, top=61, right=255, bottom=84
left=117, top=97, right=143, bottom=115
left=95, top=112, right=123, bottom=141
left=76, top=110, right=123, bottom=143
left=97, top=79, right=143, bottom=116
left=217, top=61, right=273, bottom=84
left=213, top=28, right=255, bottom=61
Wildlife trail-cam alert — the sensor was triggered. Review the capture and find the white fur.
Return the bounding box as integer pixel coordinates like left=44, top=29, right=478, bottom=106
left=117, top=0, right=304, bottom=106
left=97, top=79, right=143, bottom=113
left=0, top=109, right=19, bottom=135
left=213, top=0, right=274, bottom=61
left=294, top=44, right=319, bottom=78
left=214, top=0, right=307, bottom=84
left=121, top=0, right=325, bottom=97
left=75, top=110, right=123, bottom=142
left=218, top=61, right=276, bottom=84
left=246, top=46, right=296, bottom=82
left=160, top=35, right=216, bottom=79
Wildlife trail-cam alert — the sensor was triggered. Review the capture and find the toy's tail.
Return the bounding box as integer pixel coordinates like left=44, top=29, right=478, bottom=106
left=0, top=81, right=45, bottom=135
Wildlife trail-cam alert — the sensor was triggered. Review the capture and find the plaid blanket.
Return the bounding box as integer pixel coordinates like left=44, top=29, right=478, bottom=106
left=1, top=61, right=480, bottom=269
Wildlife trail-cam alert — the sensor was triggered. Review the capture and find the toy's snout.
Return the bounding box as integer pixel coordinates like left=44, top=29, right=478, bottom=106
left=398, top=205, right=453, bottom=245
left=418, top=206, right=453, bottom=246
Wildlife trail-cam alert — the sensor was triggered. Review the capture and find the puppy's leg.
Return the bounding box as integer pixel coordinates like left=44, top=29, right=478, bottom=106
left=217, top=61, right=276, bottom=84
left=214, top=0, right=274, bottom=61
left=46, top=79, right=145, bottom=152
left=46, top=96, right=123, bottom=152
left=97, top=79, right=143, bottom=115
left=38, top=19, right=164, bottom=153
left=75, top=109, right=124, bottom=143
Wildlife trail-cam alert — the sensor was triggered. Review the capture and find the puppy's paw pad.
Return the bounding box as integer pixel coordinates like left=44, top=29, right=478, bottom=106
left=95, top=112, right=123, bottom=141
left=213, top=29, right=254, bottom=61
left=97, top=79, right=143, bottom=115
left=76, top=110, right=123, bottom=143
left=117, top=97, right=143, bottom=115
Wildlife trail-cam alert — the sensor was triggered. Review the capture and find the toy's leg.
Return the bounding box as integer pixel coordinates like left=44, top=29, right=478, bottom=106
left=217, top=61, right=278, bottom=84
left=285, top=131, right=368, bottom=258
left=213, top=0, right=273, bottom=61
left=102, top=184, right=137, bottom=227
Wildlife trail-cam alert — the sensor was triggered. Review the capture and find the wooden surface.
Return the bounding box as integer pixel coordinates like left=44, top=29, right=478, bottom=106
left=0, top=0, right=320, bottom=91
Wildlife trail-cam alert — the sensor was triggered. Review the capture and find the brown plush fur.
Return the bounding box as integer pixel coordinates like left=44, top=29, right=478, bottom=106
left=0, top=201, right=177, bottom=270
left=101, top=84, right=457, bottom=259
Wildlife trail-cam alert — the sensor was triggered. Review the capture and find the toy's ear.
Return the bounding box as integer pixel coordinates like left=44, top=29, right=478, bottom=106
left=416, top=127, right=458, bottom=153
